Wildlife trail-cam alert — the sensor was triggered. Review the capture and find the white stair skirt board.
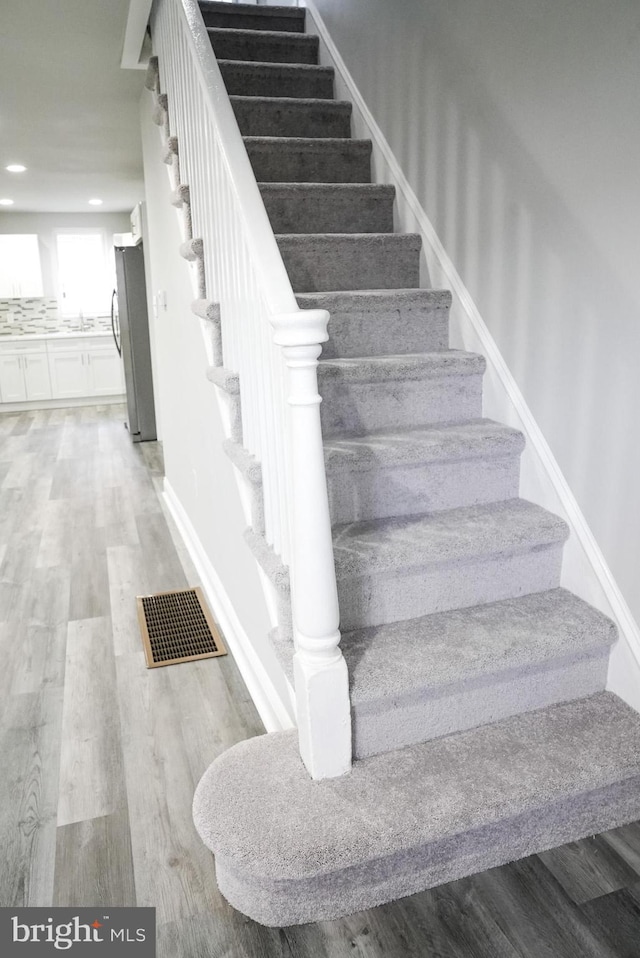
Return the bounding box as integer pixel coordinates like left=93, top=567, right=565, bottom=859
left=162, top=478, right=295, bottom=733
left=303, top=0, right=640, bottom=710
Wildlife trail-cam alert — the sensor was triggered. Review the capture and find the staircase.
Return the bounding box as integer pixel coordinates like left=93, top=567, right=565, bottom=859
left=154, top=0, right=640, bottom=927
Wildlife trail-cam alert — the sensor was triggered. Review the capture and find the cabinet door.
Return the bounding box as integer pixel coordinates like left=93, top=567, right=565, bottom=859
left=48, top=350, right=89, bottom=399
left=0, top=354, right=27, bottom=402
left=23, top=353, right=52, bottom=401
left=86, top=344, right=125, bottom=396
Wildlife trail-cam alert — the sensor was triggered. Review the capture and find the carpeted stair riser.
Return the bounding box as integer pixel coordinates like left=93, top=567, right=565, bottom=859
left=261, top=184, right=395, bottom=235
left=318, top=353, right=485, bottom=437
left=193, top=693, right=640, bottom=925
left=245, top=137, right=373, bottom=184
left=230, top=96, right=352, bottom=139
left=345, top=588, right=616, bottom=758
left=208, top=27, right=319, bottom=64
left=332, top=499, right=569, bottom=630
left=219, top=61, right=334, bottom=99
left=278, top=233, right=421, bottom=292
left=324, top=420, right=525, bottom=524
left=298, top=289, right=451, bottom=357
left=199, top=1, right=306, bottom=33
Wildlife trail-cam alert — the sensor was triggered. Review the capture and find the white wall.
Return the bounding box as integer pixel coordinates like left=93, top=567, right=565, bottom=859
left=309, top=0, right=640, bottom=628
left=139, top=95, right=293, bottom=723
left=0, top=211, right=130, bottom=298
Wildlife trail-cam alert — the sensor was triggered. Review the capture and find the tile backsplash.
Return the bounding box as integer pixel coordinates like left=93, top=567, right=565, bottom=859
left=0, top=298, right=111, bottom=336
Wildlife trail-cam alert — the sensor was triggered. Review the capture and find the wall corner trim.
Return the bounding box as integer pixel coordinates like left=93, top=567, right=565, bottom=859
left=162, top=478, right=296, bottom=732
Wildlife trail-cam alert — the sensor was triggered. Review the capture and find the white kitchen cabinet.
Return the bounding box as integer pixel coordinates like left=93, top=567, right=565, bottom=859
left=47, top=349, right=88, bottom=399
left=0, top=235, right=44, bottom=298
left=47, top=336, right=124, bottom=400
left=22, top=353, right=52, bottom=401
left=0, top=354, right=26, bottom=402
left=0, top=344, right=52, bottom=402
left=0, top=334, right=123, bottom=406
left=86, top=341, right=125, bottom=396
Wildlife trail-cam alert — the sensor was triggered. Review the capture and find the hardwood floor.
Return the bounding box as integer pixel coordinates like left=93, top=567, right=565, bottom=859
left=1, top=403, right=640, bottom=957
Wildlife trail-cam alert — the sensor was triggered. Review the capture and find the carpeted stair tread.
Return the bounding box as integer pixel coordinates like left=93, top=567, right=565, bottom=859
left=208, top=27, right=319, bottom=64
left=299, top=288, right=451, bottom=356
left=259, top=183, right=395, bottom=234
left=324, top=419, right=525, bottom=471
left=345, top=588, right=615, bottom=757
left=244, top=136, right=372, bottom=183
left=199, top=1, right=306, bottom=33
left=332, top=497, right=569, bottom=579
left=318, top=350, right=485, bottom=384
left=277, top=233, right=421, bottom=292
left=193, top=692, right=640, bottom=924
left=230, top=95, right=352, bottom=138
left=218, top=60, right=334, bottom=99
left=346, top=586, right=614, bottom=707
left=324, top=419, right=524, bottom=523
left=318, top=351, right=487, bottom=436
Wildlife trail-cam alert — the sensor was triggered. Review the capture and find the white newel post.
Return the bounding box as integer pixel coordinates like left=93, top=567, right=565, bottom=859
left=271, top=309, right=352, bottom=780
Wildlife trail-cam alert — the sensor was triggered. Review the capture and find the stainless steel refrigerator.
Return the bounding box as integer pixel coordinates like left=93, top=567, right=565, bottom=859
left=112, top=244, right=157, bottom=442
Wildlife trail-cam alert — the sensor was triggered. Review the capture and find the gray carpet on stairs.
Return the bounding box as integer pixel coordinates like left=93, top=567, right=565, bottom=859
left=344, top=586, right=615, bottom=756
left=260, top=183, right=395, bottom=234
left=297, top=288, right=451, bottom=356
left=277, top=233, right=422, bottom=292
left=219, top=60, right=334, bottom=99
left=318, top=351, right=486, bottom=436
left=244, top=136, right=372, bottom=182
left=193, top=693, right=640, bottom=925
left=209, top=27, right=319, bottom=64
left=231, top=94, right=352, bottom=138
left=200, top=2, right=305, bottom=33
left=192, top=0, right=634, bottom=926
left=323, top=419, right=525, bottom=522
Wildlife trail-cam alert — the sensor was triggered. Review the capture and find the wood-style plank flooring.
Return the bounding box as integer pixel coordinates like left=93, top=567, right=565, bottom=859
left=2, top=403, right=640, bottom=957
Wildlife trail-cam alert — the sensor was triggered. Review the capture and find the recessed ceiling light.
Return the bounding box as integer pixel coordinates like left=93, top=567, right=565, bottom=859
left=0, top=198, right=14, bottom=206
left=88, top=198, right=103, bottom=206
left=6, top=164, right=26, bottom=173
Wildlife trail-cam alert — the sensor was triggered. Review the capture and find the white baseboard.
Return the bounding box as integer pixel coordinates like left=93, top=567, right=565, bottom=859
left=162, top=477, right=295, bottom=732
left=304, top=0, right=640, bottom=711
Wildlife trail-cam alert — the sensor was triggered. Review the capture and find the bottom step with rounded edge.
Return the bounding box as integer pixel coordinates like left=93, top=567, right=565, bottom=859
left=193, top=692, right=640, bottom=926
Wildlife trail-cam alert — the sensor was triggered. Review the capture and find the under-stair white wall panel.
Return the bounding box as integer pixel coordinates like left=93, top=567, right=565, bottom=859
left=139, top=97, right=294, bottom=730
left=306, top=0, right=640, bottom=702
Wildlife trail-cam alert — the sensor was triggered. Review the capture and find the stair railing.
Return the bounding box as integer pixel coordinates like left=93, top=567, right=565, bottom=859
left=151, top=0, right=351, bottom=779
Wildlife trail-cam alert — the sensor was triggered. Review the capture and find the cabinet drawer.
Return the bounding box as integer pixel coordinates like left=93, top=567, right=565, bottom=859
left=46, top=337, right=93, bottom=353
left=0, top=342, right=48, bottom=355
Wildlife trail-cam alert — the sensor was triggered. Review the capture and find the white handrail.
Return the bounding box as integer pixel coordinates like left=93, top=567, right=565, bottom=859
left=151, top=0, right=351, bottom=779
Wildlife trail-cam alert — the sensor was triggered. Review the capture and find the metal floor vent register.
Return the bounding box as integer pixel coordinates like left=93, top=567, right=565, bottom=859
left=137, top=587, right=227, bottom=668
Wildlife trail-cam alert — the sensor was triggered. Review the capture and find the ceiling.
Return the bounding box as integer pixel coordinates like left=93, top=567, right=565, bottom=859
left=0, top=0, right=147, bottom=213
